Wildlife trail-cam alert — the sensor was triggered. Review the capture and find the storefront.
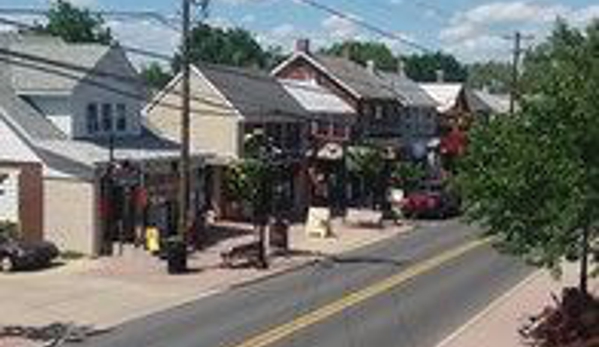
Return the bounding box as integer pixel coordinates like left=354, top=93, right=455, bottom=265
left=96, top=156, right=208, bottom=256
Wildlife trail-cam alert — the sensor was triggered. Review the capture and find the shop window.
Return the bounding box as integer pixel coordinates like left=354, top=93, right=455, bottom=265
left=315, top=121, right=329, bottom=137
left=333, top=124, right=347, bottom=138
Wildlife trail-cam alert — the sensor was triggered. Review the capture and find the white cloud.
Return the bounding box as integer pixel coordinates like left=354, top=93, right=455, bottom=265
left=47, top=0, right=97, bottom=7
left=322, top=15, right=359, bottom=40
left=241, top=14, right=256, bottom=24
left=206, top=16, right=233, bottom=29
left=440, top=1, right=599, bottom=62
left=107, top=19, right=180, bottom=69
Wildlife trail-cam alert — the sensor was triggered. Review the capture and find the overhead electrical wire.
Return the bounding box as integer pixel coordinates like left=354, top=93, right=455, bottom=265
left=294, top=0, right=435, bottom=54
left=0, top=10, right=435, bottom=102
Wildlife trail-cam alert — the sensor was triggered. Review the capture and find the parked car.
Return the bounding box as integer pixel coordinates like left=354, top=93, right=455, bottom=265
left=398, top=184, right=461, bottom=219
left=0, top=235, right=59, bottom=272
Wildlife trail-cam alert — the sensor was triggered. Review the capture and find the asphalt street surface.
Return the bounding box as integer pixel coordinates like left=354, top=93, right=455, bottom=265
left=75, top=219, right=534, bottom=347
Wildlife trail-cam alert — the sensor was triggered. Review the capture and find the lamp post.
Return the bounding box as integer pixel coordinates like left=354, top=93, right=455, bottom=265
left=381, top=147, right=396, bottom=221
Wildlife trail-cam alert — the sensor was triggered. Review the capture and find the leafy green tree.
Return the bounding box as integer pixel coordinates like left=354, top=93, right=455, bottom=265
left=392, top=162, right=426, bottom=193
left=467, top=61, right=512, bottom=94
left=173, top=24, right=267, bottom=71
left=457, top=20, right=599, bottom=294
left=264, top=45, right=289, bottom=70
left=321, top=40, right=399, bottom=71
left=403, top=52, right=467, bottom=82
left=35, top=0, right=111, bottom=44
left=140, top=63, right=172, bottom=91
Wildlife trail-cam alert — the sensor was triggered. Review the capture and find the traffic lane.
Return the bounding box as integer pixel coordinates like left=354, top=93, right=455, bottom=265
left=268, top=244, right=533, bottom=347
left=74, top=220, right=481, bottom=347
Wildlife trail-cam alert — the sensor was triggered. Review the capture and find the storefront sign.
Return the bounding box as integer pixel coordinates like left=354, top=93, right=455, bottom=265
left=305, top=207, right=332, bottom=238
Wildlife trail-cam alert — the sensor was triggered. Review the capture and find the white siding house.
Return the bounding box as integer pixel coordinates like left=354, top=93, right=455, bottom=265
left=0, top=33, right=188, bottom=255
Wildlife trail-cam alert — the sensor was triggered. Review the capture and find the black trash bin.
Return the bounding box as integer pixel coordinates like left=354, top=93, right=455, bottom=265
left=269, top=219, right=289, bottom=254
left=165, top=237, right=187, bottom=274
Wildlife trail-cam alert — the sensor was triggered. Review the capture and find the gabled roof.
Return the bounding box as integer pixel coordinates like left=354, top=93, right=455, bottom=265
left=470, top=90, right=510, bottom=114
left=311, top=55, right=397, bottom=100
left=420, top=83, right=464, bottom=113
left=379, top=72, right=438, bottom=108
left=4, top=40, right=109, bottom=94
left=0, top=81, right=66, bottom=141
left=273, top=52, right=397, bottom=100
left=195, top=64, right=310, bottom=121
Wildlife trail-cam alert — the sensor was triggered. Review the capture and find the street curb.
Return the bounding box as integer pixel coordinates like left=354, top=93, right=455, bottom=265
left=93, top=225, right=413, bottom=331
left=434, top=269, right=543, bottom=347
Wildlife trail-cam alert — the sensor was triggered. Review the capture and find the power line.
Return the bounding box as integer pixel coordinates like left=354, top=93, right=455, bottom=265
left=0, top=12, right=433, bottom=101
left=295, top=0, right=434, bottom=54
left=0, top=8, right=181, bottom=32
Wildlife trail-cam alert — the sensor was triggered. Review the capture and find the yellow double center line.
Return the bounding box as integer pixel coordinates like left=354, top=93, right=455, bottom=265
left=227, top=237, right=491, bottom=347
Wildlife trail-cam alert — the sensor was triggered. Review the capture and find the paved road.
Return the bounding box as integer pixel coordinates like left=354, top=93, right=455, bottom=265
left=76, top=220, right=533, bottom=347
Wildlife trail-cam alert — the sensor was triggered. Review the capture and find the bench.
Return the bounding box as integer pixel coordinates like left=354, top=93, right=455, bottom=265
left=220, top=241, right=264, bottom=268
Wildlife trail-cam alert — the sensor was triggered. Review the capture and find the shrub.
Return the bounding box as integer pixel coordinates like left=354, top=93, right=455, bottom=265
left=0, top=220, right=18, bottom=238
left=520, top=287, right=599, bottom=347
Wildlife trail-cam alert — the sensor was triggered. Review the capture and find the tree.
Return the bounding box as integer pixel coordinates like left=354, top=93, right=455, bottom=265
left=403, top=52, right=467, bottom=82
left=264, top=45, right=289, bottom=70
left=467, top=61, right=512, bottom=94
left=173, top=23, right=267, bottom=72
left=140, top=63, right=172, bottom=92
left=35, top=0, right=111, bottom=44
left=321, top=40, right=399, bottom=71
left=457, top=20, right=599, bottom=294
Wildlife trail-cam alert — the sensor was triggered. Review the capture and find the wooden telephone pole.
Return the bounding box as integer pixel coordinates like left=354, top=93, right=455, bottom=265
left=178, top=0, right=192, bottom=240
left=506, top=31, right=533, bottom=114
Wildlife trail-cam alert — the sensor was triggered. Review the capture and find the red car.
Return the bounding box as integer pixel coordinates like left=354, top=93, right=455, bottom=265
left=399, top=187, right=461, bottom=219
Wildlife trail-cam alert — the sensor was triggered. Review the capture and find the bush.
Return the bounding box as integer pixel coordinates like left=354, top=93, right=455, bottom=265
left=520, top=287, right=599, bottom=347
left=0, top=220, right=18, bottom=238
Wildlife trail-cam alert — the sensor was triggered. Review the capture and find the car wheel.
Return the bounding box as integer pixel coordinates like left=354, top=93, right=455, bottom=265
left=0, top=256, right=14, bottom=272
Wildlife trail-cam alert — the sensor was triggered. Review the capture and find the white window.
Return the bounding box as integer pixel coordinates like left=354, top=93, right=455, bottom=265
left=116, top=104, right=127, bottom=132
left=101, top=103, right=113, bottom=133
left=86, top=103, right=99, bottom=134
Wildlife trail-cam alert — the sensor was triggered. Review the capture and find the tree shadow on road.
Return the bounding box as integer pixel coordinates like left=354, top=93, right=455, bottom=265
left=322, top=255, right=409, bottom=268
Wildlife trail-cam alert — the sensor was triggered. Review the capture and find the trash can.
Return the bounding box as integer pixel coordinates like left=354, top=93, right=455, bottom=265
left=269, top=219, right=289, bottom=254
left=165, top=237, right=187, bottom=274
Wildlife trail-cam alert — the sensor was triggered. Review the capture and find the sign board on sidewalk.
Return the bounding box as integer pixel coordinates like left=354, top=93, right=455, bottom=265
left=305, top=207, right=332, bottom=238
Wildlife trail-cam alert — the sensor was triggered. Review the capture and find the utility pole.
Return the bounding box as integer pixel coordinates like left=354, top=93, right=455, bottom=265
left=178, top=0, right=191, bottom=240
left=506, top=31, right=533, bottom=114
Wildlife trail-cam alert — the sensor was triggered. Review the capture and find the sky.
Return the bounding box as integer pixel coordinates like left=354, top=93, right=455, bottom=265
left=1, top=0, right=599, bottom=67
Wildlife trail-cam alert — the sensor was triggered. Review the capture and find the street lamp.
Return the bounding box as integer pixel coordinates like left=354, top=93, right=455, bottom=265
left=381, top=146, right=396, bottom=221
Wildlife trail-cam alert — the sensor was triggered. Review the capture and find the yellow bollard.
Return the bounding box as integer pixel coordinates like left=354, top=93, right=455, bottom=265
left=146, top=227, right=161, bottom=254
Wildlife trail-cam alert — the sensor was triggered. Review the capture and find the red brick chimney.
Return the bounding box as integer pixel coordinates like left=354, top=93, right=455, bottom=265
left=295, top=38, right=310, bottom=54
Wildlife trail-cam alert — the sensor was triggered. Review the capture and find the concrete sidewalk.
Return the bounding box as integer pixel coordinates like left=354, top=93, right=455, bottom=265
left=437, top=262, right=599, bottom=347
left=0, top=217, right=411, bottom=336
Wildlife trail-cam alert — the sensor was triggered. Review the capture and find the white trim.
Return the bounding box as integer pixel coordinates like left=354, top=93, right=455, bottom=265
left=142, top=72, right=184, bottom=116
left=271, top=52, right=362, bottom=100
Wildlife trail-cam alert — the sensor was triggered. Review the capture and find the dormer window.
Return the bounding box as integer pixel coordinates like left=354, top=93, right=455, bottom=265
left=116, top=104, right=127, bottom=132
left=86, top=103, right=99, bottom=134
left=101, top=103, right=113, bottom=132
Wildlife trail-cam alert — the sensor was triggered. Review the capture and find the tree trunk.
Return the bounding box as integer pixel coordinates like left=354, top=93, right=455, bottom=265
left=580, top=224, right=590, bottom=295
